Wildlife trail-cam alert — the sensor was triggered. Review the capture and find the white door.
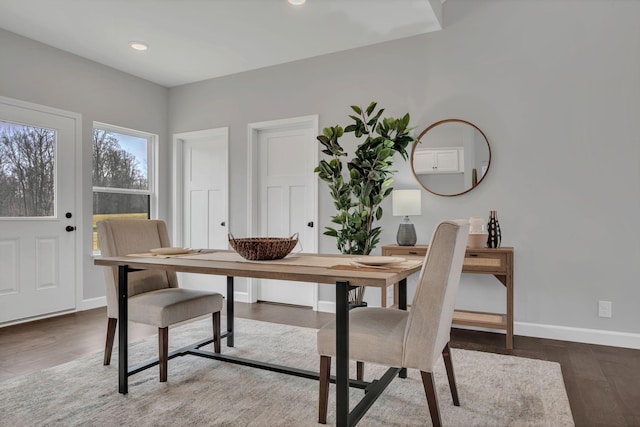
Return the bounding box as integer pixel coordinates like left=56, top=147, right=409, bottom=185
left=174, top=128, right=228, bottom=295
left=253, top=119, right=317, bottom=307
left=0, top=97, right=79, bottom=324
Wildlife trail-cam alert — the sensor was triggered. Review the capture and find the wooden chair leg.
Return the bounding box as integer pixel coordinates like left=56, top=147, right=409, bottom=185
left=213, top=311, right=221, bottom=353
left=420, top=371, right=442, bottom=427
left=356, top=361, right=364, bottom=381
left=442, top=342, right=460, bottom=406
left=103, top=317, right=117, bottom=366
left=318, top=355, right=331, bottom=424
left=159, top=327, right=168, bottom=382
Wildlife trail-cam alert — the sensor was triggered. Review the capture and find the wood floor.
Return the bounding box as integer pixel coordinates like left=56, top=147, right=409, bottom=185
left=1, top=303, right=639, bottom=427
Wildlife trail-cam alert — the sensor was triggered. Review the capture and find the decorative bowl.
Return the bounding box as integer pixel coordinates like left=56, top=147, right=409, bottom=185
left=228, top=233, right=298, bottom=260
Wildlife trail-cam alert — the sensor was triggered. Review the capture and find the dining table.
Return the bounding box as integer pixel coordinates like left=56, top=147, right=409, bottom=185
left=94, top=250, right=423, bottom=427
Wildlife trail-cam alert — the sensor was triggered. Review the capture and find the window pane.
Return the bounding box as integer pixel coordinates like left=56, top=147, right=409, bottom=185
left=92, top=129, right=148, bottom=190
left=92, top=192, right=150, bottom=251
left=0, top=120, right=55, bottom=217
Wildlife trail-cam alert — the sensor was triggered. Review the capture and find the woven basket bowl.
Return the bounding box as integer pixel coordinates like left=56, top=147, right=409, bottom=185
left=228, top=233, right=298, bottom=260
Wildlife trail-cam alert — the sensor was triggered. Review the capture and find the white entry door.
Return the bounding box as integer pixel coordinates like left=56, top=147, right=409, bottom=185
left=251, top=117, right=318, bottom=307
left=0, top=97, right=79, bottom=324
left=174, top=128, right=228, bottom=295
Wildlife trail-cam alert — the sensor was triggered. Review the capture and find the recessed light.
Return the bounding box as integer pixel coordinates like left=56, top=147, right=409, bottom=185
left=288, top=0, right=306, bottom=5
left=129, top=41, right=148, bottom=51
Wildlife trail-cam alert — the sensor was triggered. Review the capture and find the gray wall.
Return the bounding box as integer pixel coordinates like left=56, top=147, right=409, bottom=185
left=0, top=28, right=170, bottom=300
left=169, top=0, right=640, bottom=341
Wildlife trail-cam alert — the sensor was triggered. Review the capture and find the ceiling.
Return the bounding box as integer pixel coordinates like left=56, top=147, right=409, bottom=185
left=0, top=0, right=444, bottom=88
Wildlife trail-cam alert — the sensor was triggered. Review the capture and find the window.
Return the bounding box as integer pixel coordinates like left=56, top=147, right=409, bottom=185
left=92, top=123, right=157, bottom=251
left=0, top=120, right=56, bottom=217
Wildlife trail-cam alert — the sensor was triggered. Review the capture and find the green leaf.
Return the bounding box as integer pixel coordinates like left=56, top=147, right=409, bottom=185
left=401, top=113, right=410, bottom=129
left=378, top=148, right=393, bottom=159
left=367, top=109, right=383, bottom=127
left=324, top=228, right=338, bottom=237
left=365, top=102, right=377, bottom=116
left=351, top=105, right=362, bottom=115
left=348, top=115, right=362, bottom=124
left=376, top=206, right=383, bottom=220
left=317, top=134, right=330, bottom=147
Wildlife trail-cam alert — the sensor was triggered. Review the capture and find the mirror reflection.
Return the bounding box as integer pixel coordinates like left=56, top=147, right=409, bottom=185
left=410, top=119, right=491, bottom=197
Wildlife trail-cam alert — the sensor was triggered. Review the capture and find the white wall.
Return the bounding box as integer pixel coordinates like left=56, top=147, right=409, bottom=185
left=169, top=0, right=640, bottom=346
left=0, top=28, right=170, bottom=301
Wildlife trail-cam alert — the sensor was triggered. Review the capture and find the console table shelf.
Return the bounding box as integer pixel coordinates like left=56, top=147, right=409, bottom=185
left=381, top=244, right=514, bottom=349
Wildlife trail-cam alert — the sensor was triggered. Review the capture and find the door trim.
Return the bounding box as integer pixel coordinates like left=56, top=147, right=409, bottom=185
left=0, top=95, right=82, bottom=319
left=172, top=127, right=229, bottom=246
left=246, top=115, right=319, bottom=308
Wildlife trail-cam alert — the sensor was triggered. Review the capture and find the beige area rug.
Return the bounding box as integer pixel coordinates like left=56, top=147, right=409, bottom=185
left=0, top=318, right=574, bottom=426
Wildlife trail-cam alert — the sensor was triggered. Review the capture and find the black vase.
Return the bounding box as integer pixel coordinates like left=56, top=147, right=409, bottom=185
left=487, top=210, right=502, bottom=248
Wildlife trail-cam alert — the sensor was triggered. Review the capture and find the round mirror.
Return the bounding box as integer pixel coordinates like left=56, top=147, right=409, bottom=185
left=410, top=119, right=491, bottom=197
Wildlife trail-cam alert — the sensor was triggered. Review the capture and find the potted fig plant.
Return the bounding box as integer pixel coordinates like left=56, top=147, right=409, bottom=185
left=315, top=102, right=417, bottom=306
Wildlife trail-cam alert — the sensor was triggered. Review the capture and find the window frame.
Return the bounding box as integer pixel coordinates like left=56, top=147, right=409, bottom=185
left=92, top=121, right=158, bottom=254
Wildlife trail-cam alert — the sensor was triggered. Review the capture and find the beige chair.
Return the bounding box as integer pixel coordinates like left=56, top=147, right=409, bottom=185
left=97, top=219, right=224, bottom=382
left=317, top=220, right=470, bottom=426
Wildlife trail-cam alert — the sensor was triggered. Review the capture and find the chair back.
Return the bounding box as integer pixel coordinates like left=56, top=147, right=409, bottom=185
left=97, top=219, right=179, bottom=318
left=402, top=220, right=470, bottom=372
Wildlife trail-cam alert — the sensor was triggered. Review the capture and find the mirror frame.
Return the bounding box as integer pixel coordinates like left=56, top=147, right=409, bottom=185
left=410, top=119, right=492, bottom=197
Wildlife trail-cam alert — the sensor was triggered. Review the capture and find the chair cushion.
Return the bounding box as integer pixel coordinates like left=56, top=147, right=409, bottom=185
left=317, top=307, right=409, bottom=368
left=129, top=288, right=224, bottom=328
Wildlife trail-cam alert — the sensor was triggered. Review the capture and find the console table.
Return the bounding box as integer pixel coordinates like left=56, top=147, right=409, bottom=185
left=381, top=244, right=514, bottom=349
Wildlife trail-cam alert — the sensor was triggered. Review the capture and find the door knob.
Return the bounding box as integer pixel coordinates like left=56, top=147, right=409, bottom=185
left=307, top=221, right=314, bottom=228
left=65, top=226, right=76, bottom=232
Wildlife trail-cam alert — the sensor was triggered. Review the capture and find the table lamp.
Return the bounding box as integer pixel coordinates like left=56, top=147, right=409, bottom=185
left=392, top=189, right=421, bottom=246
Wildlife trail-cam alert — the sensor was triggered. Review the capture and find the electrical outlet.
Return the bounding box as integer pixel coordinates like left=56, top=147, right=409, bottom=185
left=598, top=300, right=612, bottom=318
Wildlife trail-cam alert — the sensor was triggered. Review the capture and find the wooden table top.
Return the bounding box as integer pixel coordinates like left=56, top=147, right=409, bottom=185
left=94, top=250, right=424, bottom=288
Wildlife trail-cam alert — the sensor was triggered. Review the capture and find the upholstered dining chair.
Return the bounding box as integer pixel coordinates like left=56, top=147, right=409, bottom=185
left=317, top=220, right=470, bottom=427
left=97, top=219, right=224, bottom=382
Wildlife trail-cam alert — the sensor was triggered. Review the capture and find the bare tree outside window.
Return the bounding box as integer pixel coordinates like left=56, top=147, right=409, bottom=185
left=92, top=129, right=147, bottom=190
left=0, top=121, right=55, bottom=217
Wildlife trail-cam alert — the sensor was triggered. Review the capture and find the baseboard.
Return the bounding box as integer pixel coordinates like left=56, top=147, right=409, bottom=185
left=81, top=296, right=107, bottom=311
left=515, top=321, right=640, bottom=350
left=233, top=291, right=251, bottom=304
left=317, top=300, right=336, bottom=313
left=0, top=309, right=77, bottom=328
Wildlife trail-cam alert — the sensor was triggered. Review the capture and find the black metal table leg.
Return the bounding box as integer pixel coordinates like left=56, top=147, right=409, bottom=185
left=118, top=265, right=129, bottom=394
left=226, top=276, right=234, bottom=347
left=336, top=280, right=350, bottom=427
left=398, top=278, right=407, bottom=379
left=398, top=278, right=407, bottom=311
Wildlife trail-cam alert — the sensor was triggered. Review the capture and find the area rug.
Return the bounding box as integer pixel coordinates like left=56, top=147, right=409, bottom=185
left=0, top=317, right=573, bottom=426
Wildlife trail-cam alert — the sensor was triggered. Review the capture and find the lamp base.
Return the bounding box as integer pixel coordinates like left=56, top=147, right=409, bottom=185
left=396, top=223, right=417, bottom=246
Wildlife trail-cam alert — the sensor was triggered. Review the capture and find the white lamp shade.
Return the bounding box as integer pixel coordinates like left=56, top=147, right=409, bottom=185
left=392, top=189, right=422, bottom=216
